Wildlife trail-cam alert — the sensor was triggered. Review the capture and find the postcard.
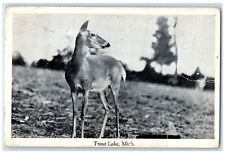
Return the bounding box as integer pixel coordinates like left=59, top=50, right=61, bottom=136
left=4, top=6, right=220, bottom=148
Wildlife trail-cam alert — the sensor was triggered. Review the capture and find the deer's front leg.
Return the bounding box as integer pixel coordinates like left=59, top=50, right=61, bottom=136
left=81, top=90, right=89, bottom=138
left=71, top=91, right=78, bottom=138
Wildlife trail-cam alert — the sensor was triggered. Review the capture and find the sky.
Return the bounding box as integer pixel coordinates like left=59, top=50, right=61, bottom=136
left=13, top=14, right=216, bottom=77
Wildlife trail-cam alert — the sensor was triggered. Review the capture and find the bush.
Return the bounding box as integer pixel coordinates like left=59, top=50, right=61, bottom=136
left=32, top=47, right=73, bottom=71
left=36, top=59, right=49, bottom=69
left=12, top=51, right=27, bottom=66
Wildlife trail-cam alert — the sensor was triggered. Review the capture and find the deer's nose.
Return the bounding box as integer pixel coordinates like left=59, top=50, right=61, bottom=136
left=103, top=42, right=110, bottom=48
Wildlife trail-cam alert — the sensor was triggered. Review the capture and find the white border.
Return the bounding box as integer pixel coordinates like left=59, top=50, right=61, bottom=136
left=3, top=6, right=221, bottom=148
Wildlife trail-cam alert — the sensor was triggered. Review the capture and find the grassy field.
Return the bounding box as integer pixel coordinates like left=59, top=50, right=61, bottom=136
left=11, top=66, right=214, bottom=138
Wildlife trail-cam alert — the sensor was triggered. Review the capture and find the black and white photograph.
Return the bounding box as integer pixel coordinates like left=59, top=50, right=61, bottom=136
left=4, top=7, right=220, bottom=147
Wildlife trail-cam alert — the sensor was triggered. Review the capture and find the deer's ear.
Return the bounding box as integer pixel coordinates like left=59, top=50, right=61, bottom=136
left=80, top=20, right=89, bottom=32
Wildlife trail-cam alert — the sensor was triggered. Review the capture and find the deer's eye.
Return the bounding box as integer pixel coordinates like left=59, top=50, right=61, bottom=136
left=90, top=33, right=96, bottom=37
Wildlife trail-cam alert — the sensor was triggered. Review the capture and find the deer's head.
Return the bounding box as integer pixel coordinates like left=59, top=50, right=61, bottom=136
left=76, top=20, right=110, bottom=53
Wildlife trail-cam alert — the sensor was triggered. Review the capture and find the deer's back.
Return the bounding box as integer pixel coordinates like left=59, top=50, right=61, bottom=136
left=86, top=55, right=124, bottom=82
left=87, top=55, right=120, bottom=71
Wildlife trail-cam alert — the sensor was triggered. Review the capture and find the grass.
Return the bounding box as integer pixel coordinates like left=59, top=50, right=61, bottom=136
left=12, top=66, right=214, bottom=138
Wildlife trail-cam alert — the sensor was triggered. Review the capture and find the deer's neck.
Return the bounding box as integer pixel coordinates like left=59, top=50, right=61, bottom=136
left=71, top=41, right=89, bottom=67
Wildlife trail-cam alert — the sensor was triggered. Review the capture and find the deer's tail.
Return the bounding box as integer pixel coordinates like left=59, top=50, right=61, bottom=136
left=120, top=64, right=126, bottom=82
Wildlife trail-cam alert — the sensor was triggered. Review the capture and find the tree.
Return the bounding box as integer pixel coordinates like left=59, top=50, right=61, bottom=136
left=56, top=47, right=73, bottom=64
left=35, top=59, right=49, bottom=68
left=48, top=47, right=73, bottom=70
left=48, top=54, right=65, bottom=70
left=151, top=16, right=177, bottom=69
left=12, top=51, right=27, bottom=66
left=32, top=47, right=73, bottom=70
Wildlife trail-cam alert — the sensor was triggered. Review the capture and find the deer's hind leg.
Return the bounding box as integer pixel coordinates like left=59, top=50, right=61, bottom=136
left=110, top=83, right=121, bottom=138
left=99, top=91, right=111, bottom=138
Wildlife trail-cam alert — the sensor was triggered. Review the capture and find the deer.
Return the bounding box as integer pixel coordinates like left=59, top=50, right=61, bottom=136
left=65, top=20, right=126, bottom=138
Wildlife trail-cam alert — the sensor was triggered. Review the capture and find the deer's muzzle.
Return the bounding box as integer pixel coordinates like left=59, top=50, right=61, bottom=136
left=102, top=42, right=110, bottom=48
